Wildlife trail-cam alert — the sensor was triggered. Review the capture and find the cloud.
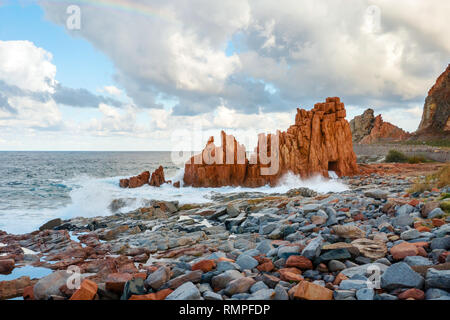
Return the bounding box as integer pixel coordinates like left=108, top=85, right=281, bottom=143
left=102, top=85, right=123, bottom=96
left=37, top=0, right=449, bottom=132
left=53, top=84, right=124, bottom=108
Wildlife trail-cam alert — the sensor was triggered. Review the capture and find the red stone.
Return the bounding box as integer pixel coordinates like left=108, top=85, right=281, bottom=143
left=285, top=256, right=313, bottom=270
left=398, top=288, right=425, bottom=300
left=390, top=242, right=419, bottom=260
left=129, top=288, right=173, bottom=300
left=191, top=259, right=216, bottom=273
left=70, top=279, right=98, bottom=300
left=257, top=260, right=275, bottom=272
left=23, top=285, right=34, bottom=300
left=408, top=199, right=420, bottom=207
left=432, top=218, right=445, bottom=227
left=294, top=281, right=333, bottom=300
left=149, top=166, right=166, bottom=187
left=105, top=273, right=133, bottom=293
left=0, top=259, right=15, bottom=274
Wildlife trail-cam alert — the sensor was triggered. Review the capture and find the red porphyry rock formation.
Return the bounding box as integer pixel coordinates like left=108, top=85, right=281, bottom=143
left=120, top=166, right=166, bottom=188
left=359, top=114, right=411, bottom=144
left=149, top=166, right=166, bottom=187
left=183, top=97, right=358, bottom=188
left=415, top=64, right=450, bottom=137
left=350, top=109, right=411, bottom=144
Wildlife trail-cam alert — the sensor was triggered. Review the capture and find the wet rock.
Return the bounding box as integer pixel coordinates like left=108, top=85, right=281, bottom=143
left=0, top=259, right=15, bottom=274
left=0, top=276, right=32, bottom=300
left=39, top=218, right=62, bottom=231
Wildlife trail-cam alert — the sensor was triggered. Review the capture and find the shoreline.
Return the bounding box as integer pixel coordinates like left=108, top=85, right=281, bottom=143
left=1, top=162, right=449, bottom=300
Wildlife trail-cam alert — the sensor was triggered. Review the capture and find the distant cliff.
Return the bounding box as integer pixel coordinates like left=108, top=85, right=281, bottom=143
left=414, top=64, right=450, bottom=139
left=350, top=109, right=411, bottom=144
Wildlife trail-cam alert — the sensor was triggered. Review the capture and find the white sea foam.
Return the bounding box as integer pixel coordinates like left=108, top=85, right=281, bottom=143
left=0, top=169, right=348, bottom=234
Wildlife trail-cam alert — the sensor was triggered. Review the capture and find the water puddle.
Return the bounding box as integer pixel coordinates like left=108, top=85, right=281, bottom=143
left=0, top=265, right=52, bottom=281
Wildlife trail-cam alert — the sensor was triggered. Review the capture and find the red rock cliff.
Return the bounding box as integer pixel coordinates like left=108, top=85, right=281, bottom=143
left=183, top=97, right=358, bottom=187
left=416, top=64, right=450, bottom=136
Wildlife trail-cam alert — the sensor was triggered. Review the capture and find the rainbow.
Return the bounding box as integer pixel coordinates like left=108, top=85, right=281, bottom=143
left=43, top=0, right=177, bottom=22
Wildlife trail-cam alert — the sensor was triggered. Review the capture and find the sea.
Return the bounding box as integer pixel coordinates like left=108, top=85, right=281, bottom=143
left=0, top=151, right=349, bottom=234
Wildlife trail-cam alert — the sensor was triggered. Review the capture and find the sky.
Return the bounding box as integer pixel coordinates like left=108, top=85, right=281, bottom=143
left=0, top=0, right=449, bottom=151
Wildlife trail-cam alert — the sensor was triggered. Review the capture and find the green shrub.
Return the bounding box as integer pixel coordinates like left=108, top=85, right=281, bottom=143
left=385, top=150, right=408, bottom=163
left=407, top=155, right=430, bottom=164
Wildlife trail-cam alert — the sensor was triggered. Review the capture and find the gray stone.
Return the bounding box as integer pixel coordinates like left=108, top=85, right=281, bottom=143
left=211, top=270, right=243, bottom=290
left=428, top=208, right=445, bottom=219
left=217, top=261, right=240, bottom=273
left=341, top=263, right=388, bottom=278
left=33, top=270, right=71, bottom=300
left=302, top=204, right=321, bottom=213
left=277, top=245, right=301, bottom=259
left=397, top=204, right=415, bottom=216
left=404, top=256, right=433, bottom=266
left=203, top=291, right=223, bottom=300
left=401, top=229, right=421, bottom=241
left=425, top=268, right=450, bottom=289
left=328, top=260, right=346, bottom=272
left=425, top=288, right=450, bottom=300
left=381, top=262, right=424, bottom=291
left=325, top=207, right=338, bottom=226
left=256, top=240, right=273, bottom=255
left=224, top=277, right=256, bottom=296
left=166, top=282, right=201, bottom=300
left=145, top=266, right=171, bottom=290
left=273, top=284, right=289, bottom=300
left=356, top=288, right=375, bottom=300
left=247, top=289, right=275, bottom=300
left=430, top=236, right=450, bottom=250
left=339, top=279, right=368, bottom=290
left=364, top=189, right=389, bottom=199
left=236, top=254, right=259, bottom=270
left=376, top=293, right=398, bottom=300
left=121, top=278, right=145, bottom=300
left=392, top=214, right=414, bottom=227
left=301, top=236, right=323, bottom=260
left=334, top=290, right=356, bottom=300
left=39, top=218, right=62, bottom=231
left=250, top=281, right=269, bottom=293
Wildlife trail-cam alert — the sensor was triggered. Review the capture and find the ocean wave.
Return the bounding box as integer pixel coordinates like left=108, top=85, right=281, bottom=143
left=0, top=169, right=348, bottom=234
